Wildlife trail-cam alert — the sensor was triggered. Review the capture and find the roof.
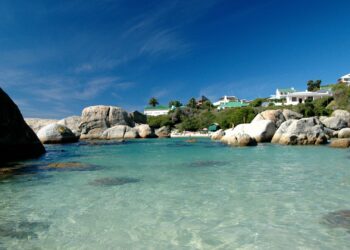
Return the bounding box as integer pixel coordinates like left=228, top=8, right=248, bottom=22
left=220, top=101, right=248, bottom=108
left=144, top=105, right=169, bottom=111
left=277, top=88, right=296, bottom=93
left=287, top=91, right=332, bottom=97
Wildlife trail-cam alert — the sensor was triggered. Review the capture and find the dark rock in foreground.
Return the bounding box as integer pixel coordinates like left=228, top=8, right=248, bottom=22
left=0, top=88, right=45, bottom=163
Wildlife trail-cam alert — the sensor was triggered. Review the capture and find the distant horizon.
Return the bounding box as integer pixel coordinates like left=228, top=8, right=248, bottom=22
left=1, top=0, right=350, bottom=119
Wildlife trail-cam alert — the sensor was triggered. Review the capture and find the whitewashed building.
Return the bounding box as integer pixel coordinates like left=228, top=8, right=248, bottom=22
left=213, top=96, right=238, bottom=106
left=144, top=105, right=169, bottom=116
left=338, top=73, right=350, bottom=85
left=270, top=88, right=296, bottom=100
left=285, top=90, right=332, bottom=105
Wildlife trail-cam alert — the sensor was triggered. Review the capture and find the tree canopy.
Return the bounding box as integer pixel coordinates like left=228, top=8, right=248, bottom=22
left=148, top=97, right=159, bottom=107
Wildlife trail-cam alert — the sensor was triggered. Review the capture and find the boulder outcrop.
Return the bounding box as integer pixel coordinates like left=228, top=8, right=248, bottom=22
left=211, top=129, right=225, bottom=140
left=221, top=132, right=257, bottom=146
left=272, top=117, right=327, bottom=145
left=136, top=124, right=155, bottom=138
left=282, top=109, right=303, bottom=120
left=252, top=109, right=286, bottom=127
left=25, top=118, right=58, bottom=133
left=57, top=116, right=81, bottom=136
left=331, top=110, right=350, bottom=126
left=321, top=116, right=348, bottom=130
left=330, top=139, right=350, bottom=148
left=155, top=126, right=171, bottom=138
left=338, top=128, right=350, bottom=138
left=129, top=111, right=147, bottom=124
left=79, top=105, right=134, bottom=139
left=102, top=125, right=138, bottom=139
left=37, top=124, right=78, bottom=144
left=0, top=88, right=45, bottom=162
left=220, top=120, right=276, bottom=143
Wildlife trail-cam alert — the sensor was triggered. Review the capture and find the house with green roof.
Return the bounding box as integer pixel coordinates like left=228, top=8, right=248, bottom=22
left=217, top=101, right=248, bottom=110
left=144, top=105, right=170, bottom=116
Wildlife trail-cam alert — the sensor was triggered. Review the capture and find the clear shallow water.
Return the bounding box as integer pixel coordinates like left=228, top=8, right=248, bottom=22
left=0, top=138, right=350, bottom=249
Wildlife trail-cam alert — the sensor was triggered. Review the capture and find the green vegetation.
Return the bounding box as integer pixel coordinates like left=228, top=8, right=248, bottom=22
left=146, top=82, right=350, bottom=132
left=307, top=80, right=321, bottom=92
left=187, top=97, right=197, bottom=109
left=330, top=82, right=350, bottom=110
left=249, top=98, right=267, bottom=107
left=168, top=100, right=182, bottom=108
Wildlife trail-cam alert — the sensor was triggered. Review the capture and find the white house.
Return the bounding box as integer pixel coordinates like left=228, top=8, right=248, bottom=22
left=213, top=96, right=238, bottom=106
left=144, top=105, right=169, bottom=116
left=270, top=88, right=296, bottom=100
left=285, top=90, right=332, bottom=105
left=338, top=73, right=350, bottom=85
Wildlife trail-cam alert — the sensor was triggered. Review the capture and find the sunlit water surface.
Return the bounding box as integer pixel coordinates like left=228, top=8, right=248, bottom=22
left=0, top=138, right=349, bottom=249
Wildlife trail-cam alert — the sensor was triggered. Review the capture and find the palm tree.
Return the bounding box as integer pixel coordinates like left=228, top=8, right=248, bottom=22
left=148, top=97, right=159, bottom=107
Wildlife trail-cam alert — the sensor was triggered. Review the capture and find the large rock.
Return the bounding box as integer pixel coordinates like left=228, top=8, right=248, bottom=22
left=37, top=124, right=78, bottom=144
left=331, top=110, right=350, bottom=126
left=252, top=109, right=286, bottom=127
left=79, top=105, right=134, bottom=139
left=136, top=124, right=155, bottom=138
left=221, top=120, right=276, bottom=143
left=330, top=139, right=350, bottom=148
left=57, top=116, right=81, bottom=136
left=0, top=88, right=45, bottom=162
left=321, top=117, right=348, bottom=130
left=282, top=109, right=303, bottom=120
left=129, top=111, right=147, bottom=124
left=155, top=126, right=171, bottom=138
left=272, top=117, right=327, bottom=145
left=102, top=125, right=138, bottom=139
left=221, top=132, right=257, bottom=146
left=25, top=118, right=58, bottom=133
left=338, top=128, right=350, bottom=138
left=211, top=129, right=225, bottom=140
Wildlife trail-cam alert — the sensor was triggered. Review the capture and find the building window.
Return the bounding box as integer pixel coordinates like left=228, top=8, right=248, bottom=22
left=292, top=97, right=297, bottom=102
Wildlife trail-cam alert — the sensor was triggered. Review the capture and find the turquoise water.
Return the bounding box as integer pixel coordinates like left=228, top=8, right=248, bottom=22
left=0, top=138, right=350, bottom=249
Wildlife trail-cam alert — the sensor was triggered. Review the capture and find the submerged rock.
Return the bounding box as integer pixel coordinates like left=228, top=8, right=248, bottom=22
left=89, top=177, right=140, bottom=186
left=0, top=88, right=46, bottom=163
left=189, top=160, right=229, bottom=168
left=0, top=221, right=50, bottom=239
left=40, top=162, right=99, bottom=171
left=37, top=123, right=78, bottom=144
left=272, top=117, right=327, bottom=145
left=322, top=210, right=350, bottom=231
left=330, top=139, right=350, bottom=148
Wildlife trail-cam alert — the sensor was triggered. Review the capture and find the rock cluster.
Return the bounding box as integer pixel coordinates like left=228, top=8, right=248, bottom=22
left=272, top=117, right=327, bottom=145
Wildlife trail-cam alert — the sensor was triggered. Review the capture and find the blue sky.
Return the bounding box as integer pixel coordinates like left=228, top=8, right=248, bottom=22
left=1, top=0, right=350, bottom=118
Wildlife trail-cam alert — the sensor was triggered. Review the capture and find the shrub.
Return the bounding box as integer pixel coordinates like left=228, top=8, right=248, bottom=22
left=215, top=107, right=257, bottom=129
left=147, top=115, right=173, bottom=128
